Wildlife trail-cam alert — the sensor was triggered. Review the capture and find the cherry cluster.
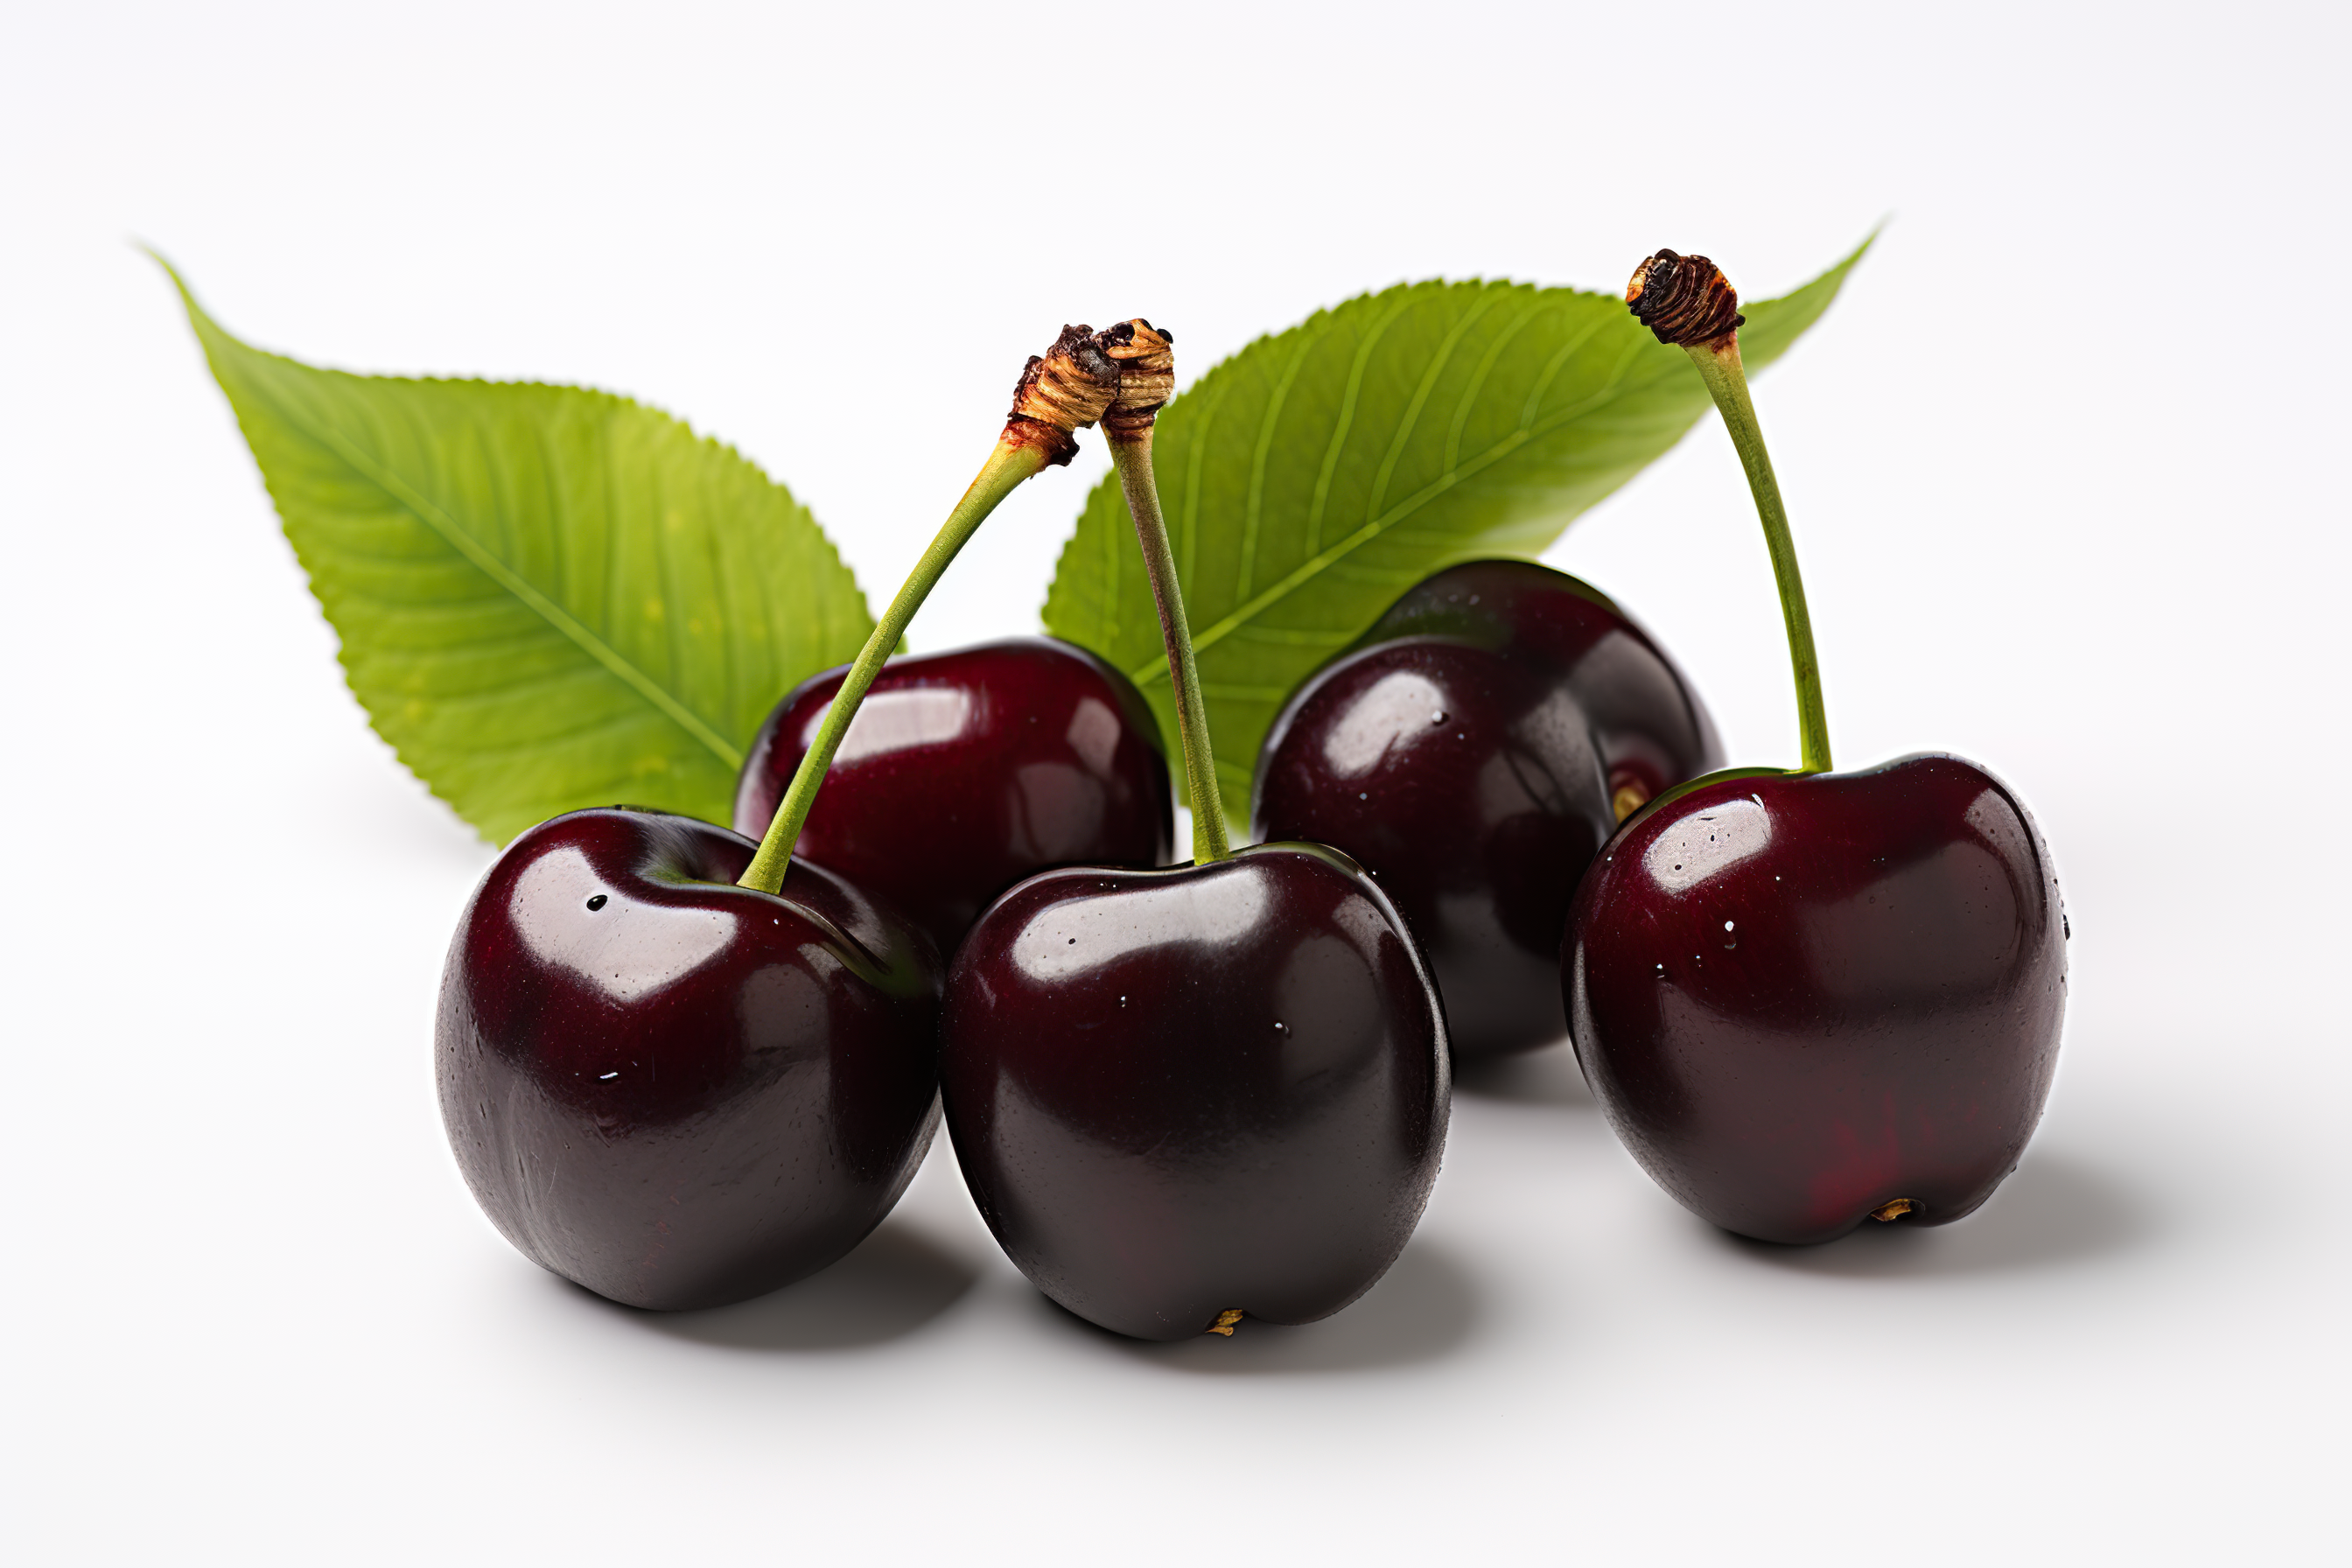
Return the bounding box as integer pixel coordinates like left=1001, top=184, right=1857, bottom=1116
left=437, top=265, right=2066, bottom=1340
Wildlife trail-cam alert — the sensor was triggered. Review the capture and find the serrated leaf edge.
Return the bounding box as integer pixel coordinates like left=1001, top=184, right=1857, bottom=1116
left=158, top=256, right=874, bottom=775
left=1102, top=247, right=1868, bottom=690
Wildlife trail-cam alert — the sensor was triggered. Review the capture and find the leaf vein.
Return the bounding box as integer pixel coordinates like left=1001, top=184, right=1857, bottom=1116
left=249, top=370, right=745, bottom=769
left=1366, top=284, right=1510, bottom=522
left=1442, top=294, right=1546, bottom=473
left=1305, top=290, right=1419, bottom=555
left=1240, top=317, right=1340, bottom=604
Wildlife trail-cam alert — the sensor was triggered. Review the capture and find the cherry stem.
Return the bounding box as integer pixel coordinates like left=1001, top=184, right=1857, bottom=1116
left=738, top=438, right=1049, bottom=895
left=1685, top=337, right=1833, bottom=774
left=1109, top=431, right=1231, bottom=861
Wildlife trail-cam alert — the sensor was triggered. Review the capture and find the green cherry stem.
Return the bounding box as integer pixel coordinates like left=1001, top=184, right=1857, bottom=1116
left=738, top=327, right=1122, bottom=896
left=1687, top=340, right=1831, bottom=774
left=738, top=441, right=1043, bottom=893
left=1097, top=319, right=1231, bottom=862
left=1110, top=436, right=1229, bottom=860
left=1628, top=250, right=1833, bottom=776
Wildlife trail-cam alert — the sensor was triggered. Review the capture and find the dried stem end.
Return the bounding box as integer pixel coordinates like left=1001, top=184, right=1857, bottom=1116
left=1206, top=1308, right=1244, bottom=1337
left=1626, top=249, right=1745, bottom=347
left=1004, top=324, right=1121, bottom=466
left=1095, top=318, right=1177, bottom=442
left=1869, top=1198, right=1921, bottom=1223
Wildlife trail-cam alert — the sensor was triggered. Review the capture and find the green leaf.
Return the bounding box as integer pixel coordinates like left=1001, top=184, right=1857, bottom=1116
left=1042, top=237, right=1871, bottom=829
left=167, top=262, right=877, bottom=844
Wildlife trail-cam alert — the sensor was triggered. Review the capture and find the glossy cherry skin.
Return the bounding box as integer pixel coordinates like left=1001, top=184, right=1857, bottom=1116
left=1254, top=563, right=1721, bottom=1058
left=1349, top=559, right=1723, bottom=809
left=735, top=637, right=1172, bottom=957
left=1565, top=755, right=2066, bottom=1245
left=437, top=808, right=942, bottom=1310
left=1255, top=641, right=1614, bottom=1056
left=940, top=844, right=1450, bottom=1340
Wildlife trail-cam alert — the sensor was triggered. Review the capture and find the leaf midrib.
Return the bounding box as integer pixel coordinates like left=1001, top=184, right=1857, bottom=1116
left=1124, top=325, right=1673, bottom=687
left=241, top=359, right=745, bottom=769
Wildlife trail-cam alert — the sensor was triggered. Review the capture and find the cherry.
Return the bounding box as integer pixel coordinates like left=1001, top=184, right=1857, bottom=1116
left=435, top=322, right=1129, bottom=1308
left=437, top=808, right=942, bottom=1309
left=734, top=637, right=1172, bottom=957
left=1253, top=561, right=1722, bottom=1057
left=1564, top=248, right=2069, bottom=1242
left=1341, top=560, right=1723, bottom=815
left=938, top=321, right=1449, bottom=1339
left=940, top=844, right=1448, bottom=1340
left=1566, top=758, right=2065, bottom=1242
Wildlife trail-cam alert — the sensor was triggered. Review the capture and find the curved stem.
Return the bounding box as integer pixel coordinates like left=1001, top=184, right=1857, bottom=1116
left=1686, top=337, right=1833, bottom=774
left=738, top=438, right=1048, bottom=894
left=1110, top=431, right=1231, bottom=861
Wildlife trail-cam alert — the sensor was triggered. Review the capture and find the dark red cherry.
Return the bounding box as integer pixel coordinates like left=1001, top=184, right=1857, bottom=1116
left=1348, top=559, right=1723, bottom=813
left=437, top=808, right=942, bottom=1310
left=939, top=843, right=1449, bottom=1340
left=1564, top=754, right=2067, bottom=1244
left=1254, top=641, right=1613, bottom=1055
left=735, top=636, right=1172, bottom=957
left=1253, top=561, right=1721, bottom=1058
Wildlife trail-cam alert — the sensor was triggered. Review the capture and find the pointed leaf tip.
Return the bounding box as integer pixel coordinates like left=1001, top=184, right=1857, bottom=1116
left=1042, top=239, right=1869, bottom=828
left=178, top=288, right=878, bottom=842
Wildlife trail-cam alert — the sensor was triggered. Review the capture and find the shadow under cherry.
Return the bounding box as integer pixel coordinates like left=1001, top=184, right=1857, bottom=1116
left=616, top=1219, right=980, bottom=1351
left=1450, top=1041, right=1595, bottom=1110
left=1715, top=1152, right=2159, bottom=1279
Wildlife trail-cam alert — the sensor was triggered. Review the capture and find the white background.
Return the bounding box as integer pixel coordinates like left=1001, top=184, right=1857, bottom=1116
left=4, top=2, right=2346, bottom=1561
